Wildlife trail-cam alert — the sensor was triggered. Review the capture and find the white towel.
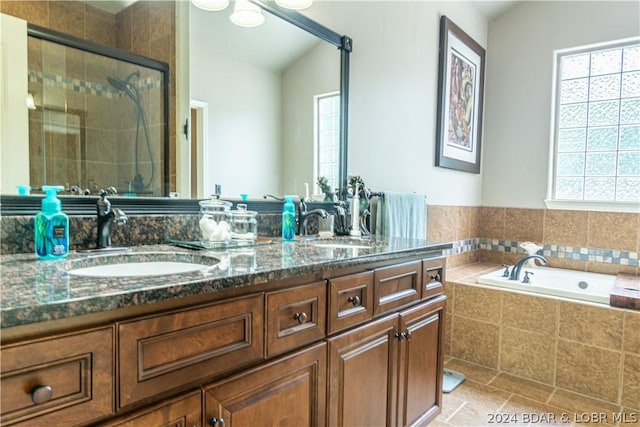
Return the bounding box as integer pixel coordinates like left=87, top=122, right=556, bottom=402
left=375, top=192, right=427, bottom=239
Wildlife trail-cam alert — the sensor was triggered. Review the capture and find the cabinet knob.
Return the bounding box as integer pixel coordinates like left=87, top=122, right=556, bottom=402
left=293, top=312, right=308, bottom=324
left=430, top=273, right=441, bottom=281
left=31, top=385, right=53, bottom=405
left=209, top=417, right=225, bottom=427
left=403, top=331, right=412, bottom=340
left=347, top=295, right=361, bottom=306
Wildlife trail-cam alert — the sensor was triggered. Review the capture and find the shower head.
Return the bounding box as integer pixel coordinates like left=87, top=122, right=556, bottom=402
left=107, top=70, right=141, bottom=91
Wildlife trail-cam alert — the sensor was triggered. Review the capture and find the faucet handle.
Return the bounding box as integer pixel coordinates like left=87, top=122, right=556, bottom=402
left=501, top=264, right=511, bottom=277
left=522, top=271, right=534, bottom=284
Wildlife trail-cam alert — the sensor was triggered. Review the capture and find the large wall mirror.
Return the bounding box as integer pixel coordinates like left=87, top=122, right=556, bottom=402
left=0, top=0, right=351, bottom=215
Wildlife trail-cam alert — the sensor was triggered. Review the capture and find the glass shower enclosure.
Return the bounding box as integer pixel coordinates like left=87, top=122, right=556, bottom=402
left=27, top=25, right=169, bottom=197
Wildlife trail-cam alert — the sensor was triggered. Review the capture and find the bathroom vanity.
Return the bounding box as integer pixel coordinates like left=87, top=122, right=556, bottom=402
left=0, top=238, right=450, bottom=426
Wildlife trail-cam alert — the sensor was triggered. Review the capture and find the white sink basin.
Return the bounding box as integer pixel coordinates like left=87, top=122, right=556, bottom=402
left=67, top=252, right=219, bottom=278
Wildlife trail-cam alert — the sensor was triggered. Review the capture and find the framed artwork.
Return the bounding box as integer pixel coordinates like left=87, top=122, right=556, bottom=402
left=435, top=15, right=485, bottom=174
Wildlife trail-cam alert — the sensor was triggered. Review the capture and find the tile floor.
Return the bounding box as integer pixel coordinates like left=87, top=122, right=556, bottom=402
left=432, top=358, right=639, bottom=427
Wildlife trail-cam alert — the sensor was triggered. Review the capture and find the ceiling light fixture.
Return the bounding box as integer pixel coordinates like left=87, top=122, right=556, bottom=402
left=230, top=0, right=265, bottom=27
left=191, top=0, right=229, bottom=12
left=275, top=0, right=313, bottom=10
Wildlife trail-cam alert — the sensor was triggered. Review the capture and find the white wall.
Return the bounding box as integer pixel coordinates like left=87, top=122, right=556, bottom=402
left=307, top=1, right=488, bottom=206
left=482, top=1, right=640, bottom=208
left=281, top=41, right=340, bottom=196
left=190, top=42, right=282, bottom=199
left=0, top=13, right=30, bottom=194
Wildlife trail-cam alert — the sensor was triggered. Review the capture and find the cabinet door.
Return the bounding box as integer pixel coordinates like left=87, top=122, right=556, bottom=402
left=396, top=296, right=446, bottom=427
left=204, top=342, right=327, bottom=427
left=118, top=294, right=264, bottom=408
left=328, top=271, right=374, bottom=334
left=421, top=257, right=446, bottom=300
left=327, top=314, right=399, bottom=427
left=1, top=327, right=114, bottom=427
left=266, top=281, right=326, bottom=357
left=102, top=390, right=201, bottom=427
left=373, top=261, right=422, bottom=315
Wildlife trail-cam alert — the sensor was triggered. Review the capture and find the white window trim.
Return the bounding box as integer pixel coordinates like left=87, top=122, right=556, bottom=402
left=546, top=36, right=640, bottom=213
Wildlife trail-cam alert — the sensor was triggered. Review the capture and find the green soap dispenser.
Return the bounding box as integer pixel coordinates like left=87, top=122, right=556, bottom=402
left=35, top=185, right=69, bottom=259
left=282, top=195, right=296, bottom=242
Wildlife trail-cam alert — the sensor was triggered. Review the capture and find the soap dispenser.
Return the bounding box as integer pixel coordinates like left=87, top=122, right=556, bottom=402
left=282, top=195, right=296, bottom=242
left=34, top=185, right=69, bottom=259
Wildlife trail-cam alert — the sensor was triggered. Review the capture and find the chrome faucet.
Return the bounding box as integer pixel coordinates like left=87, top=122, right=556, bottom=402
left=298, top=199, right=329, bottom=236
left=509, top=254, right=547, bottom=281
left=97, top=188, right=127, bottom=248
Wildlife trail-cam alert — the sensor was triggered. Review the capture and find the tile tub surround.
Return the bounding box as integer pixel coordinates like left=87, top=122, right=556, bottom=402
left=444, top=263, right=640, bottom=411
left=427, top=205, right=640, bottom=275
left=0, top=237, right=451, bottom=329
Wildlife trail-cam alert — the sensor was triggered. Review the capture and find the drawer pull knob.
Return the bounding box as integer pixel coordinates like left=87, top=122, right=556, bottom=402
left=209, top=417, right=225, bottom=426
left=347, top=296, right=361, bottom=306
left=31, top=385, right=53, bottom=405
left=293, top=312, right=308, bottom=324
left=403, top=331, right=412, bottom=340
left=430, top=273, right=441, bottom=281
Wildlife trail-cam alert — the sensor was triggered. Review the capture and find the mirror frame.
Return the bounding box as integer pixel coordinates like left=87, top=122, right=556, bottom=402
left=0, top=1, right=351, bottom=216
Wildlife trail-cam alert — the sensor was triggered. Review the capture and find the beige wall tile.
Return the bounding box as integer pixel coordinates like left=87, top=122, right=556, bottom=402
left=543, top=210, right=589, bottom=247
left=478, top=249, right=504, bottom=265
left=457, top=207, right=472, bottom=240
left=479, top=207, right=505, bottom=239
left=444, top=282, right=455, bottom=314
left=586, top=262, right=638, bottom=276
left=622, top=353, right=640, bottom=410
left=451, top=316, right=500, bottom=368
left=588, top=212, right=639, bottom=252
left=469, top=207, right=480, bottom=240
left=502, top=293, right=558, bottom=336
left=558, top=302, right=623, bottom=350
left=428, top=205, right=458, bottom=242
left=624, top=311, right=640, bottom=354
left=504, top=208, right=544, bottom=243
left=1, top=1, right=50, bottom=27
left=445, top=314, right=452, bottom=356
left=500, top=327, right=556, bottom=384
left=556, top=340, right=621, bottom=402
left=455, top=285, right=502, bottom=324
left=546, top=257, right=587, bottom=271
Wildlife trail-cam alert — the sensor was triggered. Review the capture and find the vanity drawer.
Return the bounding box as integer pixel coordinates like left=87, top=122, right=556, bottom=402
left=0, top=327, right=114, bottom=426
left=373, top=260, right=422, bottom=315
left=266, top=281, right=326, bottom=357
left=422, top=257, right=446, bottom=299
left=118, top=293, right=264, bottom=408
left=328, top=271, right=374, bottom=334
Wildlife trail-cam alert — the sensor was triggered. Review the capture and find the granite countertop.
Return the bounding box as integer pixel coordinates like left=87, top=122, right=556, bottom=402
left=0, top=236, right=451, bottom=329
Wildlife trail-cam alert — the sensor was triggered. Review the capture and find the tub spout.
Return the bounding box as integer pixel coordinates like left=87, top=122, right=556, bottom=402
left=509, top=254, right=547, bottom=281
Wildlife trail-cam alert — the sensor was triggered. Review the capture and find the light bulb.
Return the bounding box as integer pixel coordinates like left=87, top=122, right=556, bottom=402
left=230, top=0, right=265, bottom=28
left=275, top=0, right=312, bottom=10
left=191, top=0, right=229, bottom=12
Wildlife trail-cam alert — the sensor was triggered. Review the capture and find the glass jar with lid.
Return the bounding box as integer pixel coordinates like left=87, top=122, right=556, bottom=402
left=199, top=196, right=232, bottom=247
left=230, top=203, right=258, bottom=243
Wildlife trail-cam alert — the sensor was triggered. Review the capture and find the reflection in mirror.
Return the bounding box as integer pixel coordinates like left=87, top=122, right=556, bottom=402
left=190, top=2, right=341, bottom=199
left=26, top=27, right=169, bottom=197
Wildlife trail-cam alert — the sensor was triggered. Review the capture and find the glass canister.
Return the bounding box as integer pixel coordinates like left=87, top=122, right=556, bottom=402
left=199, top=197, right=232, bottom=247
left=230, top=203, right=258, bottom=243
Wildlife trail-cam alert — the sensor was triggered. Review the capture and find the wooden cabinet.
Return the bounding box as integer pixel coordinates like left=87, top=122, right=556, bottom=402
left=102, top=390, right=202, bottom=427
left=0, top=327, right=114, bottom=426
left=1, top=255, right=446, bottom=426
left=373, top=260, right=422, bottom=315
left=327, top=296, right=446, bottom=427
left=204, top=342, right=327, bottom=427
left=266, top=281, right=326, bottom=357
left=328, top=271, right=374, bottom=334
left=118, top=294, right=264, bottom=408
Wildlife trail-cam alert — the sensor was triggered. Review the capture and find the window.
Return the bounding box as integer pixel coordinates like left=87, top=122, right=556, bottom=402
left=548, top=38, right=640, bottom=210
left=314, top=92, right=340, bottom=194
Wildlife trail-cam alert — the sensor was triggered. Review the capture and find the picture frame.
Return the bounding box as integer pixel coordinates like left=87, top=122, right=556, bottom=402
left=435, top=15, right=485, bottom=174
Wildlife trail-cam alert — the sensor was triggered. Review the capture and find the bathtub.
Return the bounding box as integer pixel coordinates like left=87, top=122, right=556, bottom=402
left=477, top=266, right=615, bottom=304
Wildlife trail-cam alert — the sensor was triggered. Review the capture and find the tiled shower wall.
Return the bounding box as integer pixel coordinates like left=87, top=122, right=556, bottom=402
left=428, top=205, right=640, bottom=276
left=0, top=0, right=177, bottom=191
